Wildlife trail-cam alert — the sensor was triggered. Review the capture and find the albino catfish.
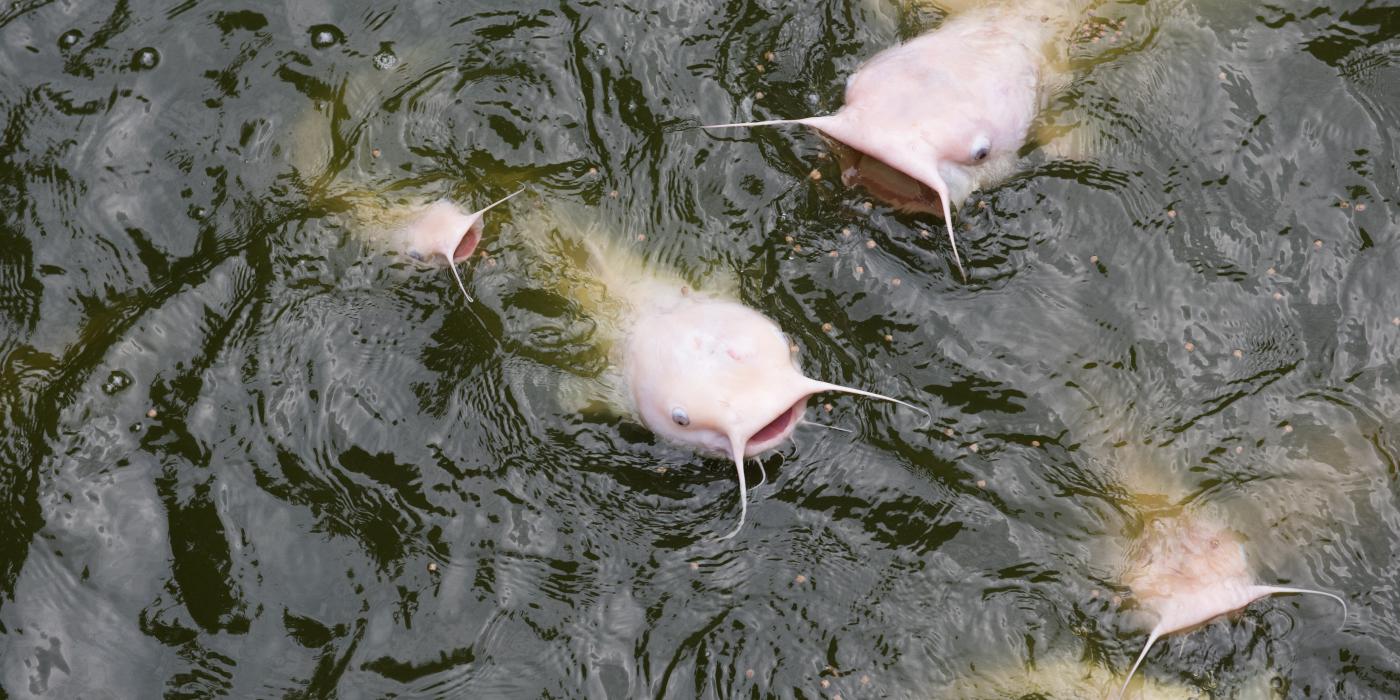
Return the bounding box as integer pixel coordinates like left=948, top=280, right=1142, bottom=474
left=522, top=207, right=924, bottom=539
left=1116, top=513, right=1346, bottom=698
left=705, top=0, right=1083, bottom=277
left=351, top=190, right=522, bottom=301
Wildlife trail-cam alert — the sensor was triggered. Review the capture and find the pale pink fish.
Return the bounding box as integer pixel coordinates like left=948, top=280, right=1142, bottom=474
left=390, top=189, right=522, bottom=301
left=620, top=284, right=924, bottom=538
left=535, top=212, right=926, bottom=540
left=705, top=1, right=1078, bottom=278
left=1117, top=515, right=1346, bottom=698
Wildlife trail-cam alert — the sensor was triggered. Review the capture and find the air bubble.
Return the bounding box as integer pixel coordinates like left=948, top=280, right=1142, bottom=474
left=373, top=45, right=398, bottom=71
left=131, top=47, right=160, bottom=70
left=102, top=370, right=133, bottom=395
left=309, top=24, right=343, bottom=49
left=58, top=30, right=83, bottom=50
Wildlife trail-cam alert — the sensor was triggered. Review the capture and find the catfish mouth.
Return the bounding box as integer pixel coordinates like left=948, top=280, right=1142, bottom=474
left=451, top=221, right=483, bottom=263
left=832, top=143, right=943, bottom=217
left=745, top=400, right=806, bottom=454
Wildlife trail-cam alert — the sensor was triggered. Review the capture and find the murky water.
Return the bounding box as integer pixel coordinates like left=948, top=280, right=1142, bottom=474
left=2, top=1, right=1398, bottom=697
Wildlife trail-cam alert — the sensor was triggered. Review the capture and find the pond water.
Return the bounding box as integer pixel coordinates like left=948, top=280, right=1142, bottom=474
left=1, top=1, right=1398, bottom=697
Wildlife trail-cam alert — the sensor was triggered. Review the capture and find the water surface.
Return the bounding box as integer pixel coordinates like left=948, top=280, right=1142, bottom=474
left=1, top=0, right=1399, bottom=697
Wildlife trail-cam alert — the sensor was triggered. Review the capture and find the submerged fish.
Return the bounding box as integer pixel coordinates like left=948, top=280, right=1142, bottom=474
left=522, top=207, right=923, bottom=539
left=705, top=0, right=1082, bottom=277
left=939, top=654, right=1260, bottom=700
left=1117, top=513, right=1346, bottom=698
left=285, top=40, right=520, bottom=300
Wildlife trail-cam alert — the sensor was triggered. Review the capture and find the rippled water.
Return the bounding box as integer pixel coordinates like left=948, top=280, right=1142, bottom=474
left=2, top=1, right=1399, bottom=697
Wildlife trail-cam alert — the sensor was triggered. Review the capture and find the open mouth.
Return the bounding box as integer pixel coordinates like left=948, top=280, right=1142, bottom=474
left=451, top=222, right=483, bottom=263
left=748, top=400, right=805, bottom=451
left=843, top=151, right=942, bottom=216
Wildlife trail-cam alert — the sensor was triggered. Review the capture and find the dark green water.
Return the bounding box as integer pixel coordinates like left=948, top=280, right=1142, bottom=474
left=2, top=1, right=1399, bottom=697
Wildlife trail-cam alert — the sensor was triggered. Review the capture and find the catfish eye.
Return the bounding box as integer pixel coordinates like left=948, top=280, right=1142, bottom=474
left=970, top=135, right=991, bottom=162
left=671, top=407, right=690, bottom=426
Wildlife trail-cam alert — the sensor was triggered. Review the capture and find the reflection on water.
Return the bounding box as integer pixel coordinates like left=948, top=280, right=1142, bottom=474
left=1, top=1, right=1398, bottom=697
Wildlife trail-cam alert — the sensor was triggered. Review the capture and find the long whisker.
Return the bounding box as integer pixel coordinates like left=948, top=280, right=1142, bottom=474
left=447, top=259, right=474, bottom=303
left=1115, top=627, right=1162, bottom=700
left=800, top=421, right=855, bottom=434
left=717, top=437, right=749, bottom=541
left=1249, top=585, right=1348, bottom=629
left=807, top=380, right=929, bottom=417
left=474, top=188, right=525, bottom=216
left=935, top=182, right=966, bottom=281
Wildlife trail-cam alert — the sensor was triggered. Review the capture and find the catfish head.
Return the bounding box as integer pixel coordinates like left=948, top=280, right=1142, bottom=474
left=622, top=289, right=921, bottom=539
left=705, top=6, right=1062, bottom=279
left=1116, top=514, right=1346, bottom=698
left=392, top=189, right=522, bottom=300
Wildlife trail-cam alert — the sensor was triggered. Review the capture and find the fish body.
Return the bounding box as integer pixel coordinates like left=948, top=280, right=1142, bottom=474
left=522, top=208, right=919, bottom=538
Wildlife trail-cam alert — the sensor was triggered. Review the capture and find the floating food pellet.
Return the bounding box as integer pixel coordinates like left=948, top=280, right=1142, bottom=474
left=1283, top=425, right=1294, bottom=433
left=1218, top=71, right=1227, bottom=80
left=1031, top=440, right=1041, bottom=447
left=865, top=239, right=876, bottom=249
left=944, top=428, right=955, bottom=437
left=884, top=334, right=893, bottom=343
left=764, top=51, right=775, bottom=62
left=969, top=443, right=980, bottom=453
left=1167, top=209, right=1177, bottom=219
left=1392, top=317, right=1399, bottom=326
left=862, top=201, right=873, bottom=211
left=609, top=190, right=619, bottom=198
left=790, top=344, right=799, bottom=353
left=819, top=679, right=829, bottom=689
left=809, top=169, right=822, bottom=181
left=1232, top=349, right=1243, bottom=358
left=828, top=250, right=838, bottom=258
left=1267, top=266, right=1276, bottom=275
left=1235, top=446, right=1244, bottom=454
left=1356, top=203, right=1367, bottom=212
left=1339, top=200, right=1350, bottom=209
left=891, top=277, right=901, bottom=286
left=793, top=244, right=802, bottom=252
left=854, top=265, right=864, bottom=274
left=636, top=234, right=646, bottom=241
left=860, top=675, right=870, bottom=685
left=588, top=167, right=598, bottom=175
left=689, top=561, right=699, bottom=570
left=1089, top=255, right=1099, bottom=264
left=977, top=200, right=987, bottom=209
left=1111, top=595, right=1122, bottom=606
left=746, top=669, right=755, bottom=679
left=754, top=91, right=764, bottom=100
left=841, top=227, right=851, bottom=238
left=371, top=148, right=381, bottom=158
left=1091, top=589, right=1100, bottom=598
left=427, top=562, right=438, bottom=573
left=822, top=323, right=832, bottom=332
left=1273, top=292, right=1283, bottom=300
left=1184, top=342, right=1195, bottom=352
left=146, top=408, right=158, bottom=418
left=823, top=403, right=833, bottom=413
left=58, top=29, right=83, bottom=49
left=131, top=47, right=160, bottom=70
left=755, top=64, right=765, bottom=73
left=1314, top=239, right=1323, bottom=248
left=976, top=479, right=986, bottom=488
left=785, top=235, right=794, bottom=243
left=655, top=466, right=667, bottom=473
left=795, top=574, right=807, bottom=584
